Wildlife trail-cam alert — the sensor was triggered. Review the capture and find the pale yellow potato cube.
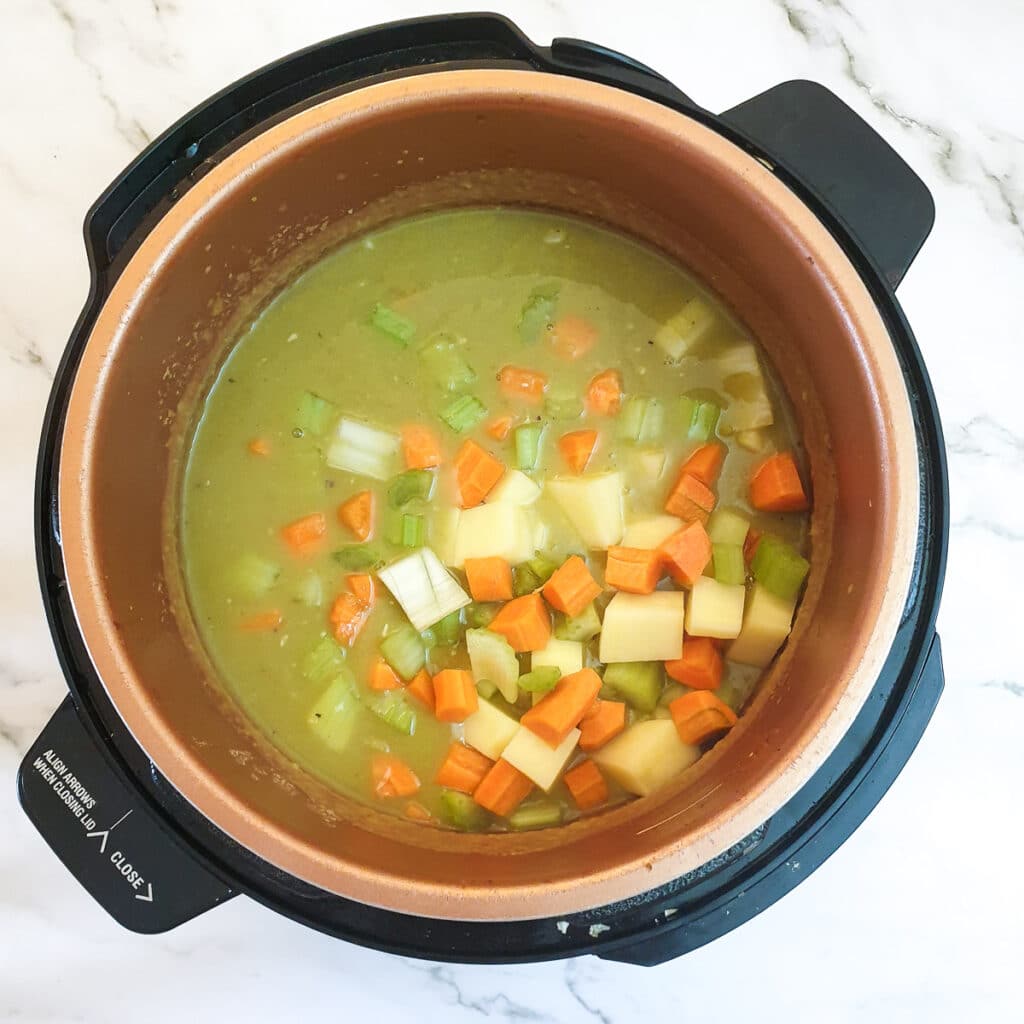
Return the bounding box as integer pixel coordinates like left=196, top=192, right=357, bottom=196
left=653, top=296, right=716, bottom=360
left=453, top=503, right=534, bottom=567
left=531, top=637, right=584, bottom=677
left=599, top=591, right=685, bottom=663
left=546, top=472, right=624, bottom=550
left=685, top=576, right=745, bottom=639
left=622, top=514, right=683, bottom=550
left=727, top=584, right=797, bottom=667
left=502, top=726, right=580, bottom=791
left=593, top=720, right=701, bottom=796
left=486, top=469, right=541, bottom=506
left=462, top=700, right=520, bottom=761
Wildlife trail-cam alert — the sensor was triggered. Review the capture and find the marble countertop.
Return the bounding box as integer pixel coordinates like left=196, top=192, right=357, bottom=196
left=2, top=0, right=1021, bottom=1019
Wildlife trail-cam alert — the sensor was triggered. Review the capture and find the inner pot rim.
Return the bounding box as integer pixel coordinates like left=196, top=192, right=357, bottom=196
left=57, top=68, right=919, bottom=921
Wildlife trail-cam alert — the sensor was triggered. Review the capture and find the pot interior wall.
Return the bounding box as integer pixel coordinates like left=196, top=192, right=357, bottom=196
left=65, top=72, right=910, bottom=916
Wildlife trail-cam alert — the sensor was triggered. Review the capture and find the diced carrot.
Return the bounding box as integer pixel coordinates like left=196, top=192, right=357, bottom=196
left=749, top=452, right=809, bottom=512
left=404, top=800, right=434, bottom=822
left=743, top=527, right=763, bottom=564
left=435, top=743, right=494, bottom=794
left=664, top=472, right=716, bottom=523
left=550, top=315, right=597, bottom=360
left=239, top=609, right=282, bottom=632
left=401, top=424, right=443, bottom=469
left=541, top=556, right=602, bottom=618
left=338, top=490, right=374, bottom=541
left=432, top=669, right=479, bottom=722
left=658, top=521, right=712, bottom=587
left=473, top=759, right=534, bottom=817
left=248, top=438, right=271, bottom=457
left=405, top=668, right=435, bottom=711
left=346, top=573, right=376, bottom=607
left=464, top=556, right=514, bottom=602
left=498, top=365, right=548, bottom=404
left=488, top=592, right=552, bottom=652
left=369, top=658, right=403, bottom=691
left=371, top=753, right=421, bottom=798
left=563, top=759, right=609, bottom=810
left=604, top=547, right=662, bottom=594
left=453, top=439, right=506, bottom=508
left=328, top=592, right=371, bottom=646
left=578, top=699, right=627, bottom=752
left=520, top=668, right=602, bottom=747
left=280, top=512, right=326, bottom=556
left=665, top=636, right=723, bottom=690
left=586, top=369, right=623, bottom=416
left=680, top=443, right=725, bottom=487
left=558, top=429, right=598, bottom=475
left=485, top=414, right=517, bottom=441
left=669, top=691, right=738, bottom=745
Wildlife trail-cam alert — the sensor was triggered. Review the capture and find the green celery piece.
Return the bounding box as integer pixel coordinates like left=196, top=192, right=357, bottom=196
left=509, top=802, right=562, bottom=830
left=440, top=393, right=488, bottom=433
left=617, top=396, right=663, bottom=442
left=379, top=624, right=426, bottom=681
left=370, top=303, right=415, bottom=345
left=518, top=282, right=559, bottom=343
left=302, top=635, right=346, bottom=683
left=332, top=543, right=386, bottom=570
left=513, top=564, right=542, bottom=597
left=434, top=610, right=463, bottom=646
left=603, top=661, right=663, bottom=712
left=751, top=535, right=810, bottom=601
left=681, top=396, right=721, bottom=441
left=476, top=678, right=499, bottom=700
left=553, top=603, right=601, bottom=642
left=545, top=389, right=583, bottom=421
left=295, top=571, right=324, bottom=608
left=419, top=333, right=477, bottom=391
left=367, top=690, right=417, bottom=735
left=233, top=553, right=280, bottom=596
left=307, top=667, right=361, bottom=751
left=440, top=790, right=488, bottom=830
left=465, top=602, right=499, bottom=628
left=295, top=391, right=336, bottom=435
left=514, top=423, right=544, bottom=471
left=399, top=513, right=425, bottom=548
left=712, top=544, right=746, bottom=586
left=516, top=666, right=561, bottom=694
left=526, top=552, right=559, bottom=583
left=389, top=468, right=436, bottom=508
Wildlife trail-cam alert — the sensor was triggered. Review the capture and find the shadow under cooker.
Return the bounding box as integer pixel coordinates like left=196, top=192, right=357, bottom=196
left=20, top=14, right=947, bottom=964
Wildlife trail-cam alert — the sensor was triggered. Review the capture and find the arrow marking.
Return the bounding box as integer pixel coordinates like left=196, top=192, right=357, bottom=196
left=109, top=809, right=132, bottom=831
left=86, top=829, right=109, bottom=854
left=135, top=883, right=153, bottom=903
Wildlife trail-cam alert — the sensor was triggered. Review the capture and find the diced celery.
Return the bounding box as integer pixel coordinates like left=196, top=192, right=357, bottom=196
left=367, top=690, right=417, bottom=735
left=707, top=507, right=750, bottom=546
left=295, top=391, right=336, bottom=435
left=513, top=564, right=542, bottom=597
left=680, top=396, right=721, bottom=442
left=466, top=627, right=520, bottom=702
left=476, top=678, right=499, bottom=700
left=379, top=624, right=426, bottom=681
left=516, top=666, right=561, bottom=694
left=232, top=553, right=280, bottom=596
left=327, top=417, right=401, bottom=480
left=526, top=552, right=560, bottom=583
left=514, top=423, right=544, bottom=471
left=302, top=635, right=346, bottom=683
left=295, top=571, right=324, bottom=608
left=388, top=469, right=436, bottom=508
left=712, top=544, right=746, bottom=586
left=553, top=603, right=602, bottom=642
left=545, top=389, right=583, bottom=421
left=440, top=790, right=487, bottom=830
left=418, top=332, right=476, bottom=391
left=751, top=536, right=810, bottom=601
left=440, top=394, right=488, bottom=433
left=377, top=548, right=471, bottom=631
left=332, top=543, right=386, bottom=570
left=370, top=303, right=415, bottom=345
left=465, top=602, right=499, bottom=628
left=308, top=667, right=360, bottom=751
left=434, top=610, right=463, bottom=647
left=397, top=513, right=425, bottom=548
left=617, top=396, right=664, bottom=442
left=518, top=282, right=559, bottom=343
left=509, top=802, right=562, bottom=830
left=603, top=661, right=663, bottom=712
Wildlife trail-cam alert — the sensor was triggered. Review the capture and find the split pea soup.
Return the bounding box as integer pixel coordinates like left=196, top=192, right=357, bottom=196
left=180, top=207, right=812, bottom=833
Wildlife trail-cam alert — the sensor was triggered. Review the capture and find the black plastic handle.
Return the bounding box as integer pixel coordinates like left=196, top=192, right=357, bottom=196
left=720, top=80, right=934, bottom=289
left=17, top=698, right=235, bottom=933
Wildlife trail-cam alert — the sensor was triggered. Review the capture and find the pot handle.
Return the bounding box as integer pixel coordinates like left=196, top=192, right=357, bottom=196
left=720, top=80, right=934, bottom=289
left=17, top=697, right=236, bottom=933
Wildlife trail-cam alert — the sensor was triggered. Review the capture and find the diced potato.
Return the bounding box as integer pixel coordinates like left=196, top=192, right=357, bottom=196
left=727, top=584, right=797, bottom=667
left=531, top=637, right=584, bottom=677
left=547, top=472, right=625, bottom=550
left=487, top=469, right=542, bottom=506
left=462, top=699, right=520, bottom=761
left=653, top=296, right=716, bottom=360
left=629, top=447, right=667, bottom=481
left=599, top=591, right=685, bottom=663
left=735, top=428, right=769, bottom=453
left=593, top=719, right=700, bottom=796
left=716, top=341, right=763, bottom=379
left=622, top=514, right=684, bottom=550
left=720, top=394, right=774, bottom=433
left=706, top=507, right=750, bottom=546
left=466, top=628, right=520, bottom=702
left=502, top=725, right=580, bottom=791
left=685, top=577, right=745, bottom=639
left=429, top=506, right=461, bottom=565
left=453, top=503, right=535, bottom=567
left=532, top=514, right=551, bottom=553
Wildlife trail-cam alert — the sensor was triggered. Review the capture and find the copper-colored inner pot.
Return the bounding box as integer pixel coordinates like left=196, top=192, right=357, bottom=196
left=59, top=70, right=918, bottom=920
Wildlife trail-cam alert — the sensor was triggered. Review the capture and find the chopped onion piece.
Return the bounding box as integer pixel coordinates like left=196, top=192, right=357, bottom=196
left=326, top=417, right=401, bottom=480
left=378, top=546, right=470, bottom=631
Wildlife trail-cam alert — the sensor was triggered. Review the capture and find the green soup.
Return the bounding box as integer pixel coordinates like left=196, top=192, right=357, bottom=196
left=180, top=207, right=810, bottom=832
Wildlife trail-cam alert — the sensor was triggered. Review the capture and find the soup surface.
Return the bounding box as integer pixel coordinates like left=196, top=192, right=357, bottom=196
left=180, top=208, right=811, bottom=832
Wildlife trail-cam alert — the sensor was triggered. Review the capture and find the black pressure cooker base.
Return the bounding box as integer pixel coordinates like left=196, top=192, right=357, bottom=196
left=19, top=13, right=948, bottom=966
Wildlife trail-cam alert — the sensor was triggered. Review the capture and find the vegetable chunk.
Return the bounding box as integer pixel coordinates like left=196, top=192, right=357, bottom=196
left=599, top=591, right=685, bottom=663
left=593, top=720, right=700, bottom=796
left=547, top=472, right=625, bottom=549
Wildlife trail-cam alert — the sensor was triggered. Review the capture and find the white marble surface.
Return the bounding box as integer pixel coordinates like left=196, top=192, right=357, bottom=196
left=1, top=0, right=1022, bottom=1019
